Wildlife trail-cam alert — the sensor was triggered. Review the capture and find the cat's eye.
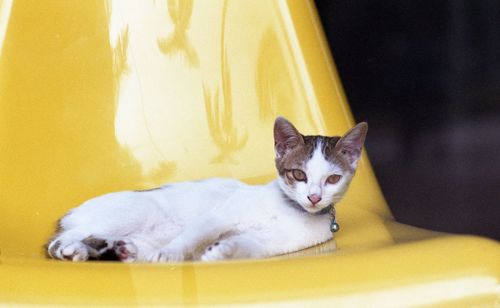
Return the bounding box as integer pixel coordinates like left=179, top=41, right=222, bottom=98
left=291, top=169, right=307, bottom=182
left=326, top=174, right=342, bottom=184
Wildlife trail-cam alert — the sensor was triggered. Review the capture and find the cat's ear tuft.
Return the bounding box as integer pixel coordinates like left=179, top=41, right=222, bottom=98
left=274, top=117, right=304, bottom=158
left=335, top=122, right=368, bottom=169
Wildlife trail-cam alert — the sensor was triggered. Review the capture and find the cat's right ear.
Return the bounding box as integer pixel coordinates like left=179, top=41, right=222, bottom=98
left=274, top=117, right=303, bottom=158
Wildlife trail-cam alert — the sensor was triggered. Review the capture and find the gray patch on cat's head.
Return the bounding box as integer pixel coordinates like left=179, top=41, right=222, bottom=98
left=273, top=116, right=367, bottom=171
left=274, top=117, right=343, bottom=179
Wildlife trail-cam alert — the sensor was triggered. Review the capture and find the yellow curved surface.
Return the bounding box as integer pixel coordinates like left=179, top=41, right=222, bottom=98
left=0, top=0, right=498, bottom=306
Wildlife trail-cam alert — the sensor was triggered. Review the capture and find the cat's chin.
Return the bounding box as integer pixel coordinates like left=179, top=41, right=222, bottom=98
left=302, top=204, right=329, bottom=214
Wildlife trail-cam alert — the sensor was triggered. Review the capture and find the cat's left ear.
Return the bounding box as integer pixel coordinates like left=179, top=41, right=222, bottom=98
left=335, top=122, right=368, bottom=169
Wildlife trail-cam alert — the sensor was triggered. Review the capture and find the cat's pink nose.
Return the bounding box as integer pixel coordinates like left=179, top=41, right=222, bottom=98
left=308, top=194, right=322, bottom=205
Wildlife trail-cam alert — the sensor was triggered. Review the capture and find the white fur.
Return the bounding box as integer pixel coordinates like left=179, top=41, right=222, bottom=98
left=48, top=178, right=335, bottom=262
left=48, top=142, right=358, bottom=263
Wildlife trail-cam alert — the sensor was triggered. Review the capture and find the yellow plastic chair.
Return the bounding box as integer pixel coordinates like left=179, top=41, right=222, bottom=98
left=0, top=0, right=498, bottom=306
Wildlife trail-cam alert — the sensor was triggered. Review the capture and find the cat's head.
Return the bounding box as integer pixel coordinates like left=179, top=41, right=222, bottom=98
left=274, top=117, right=367, bottom=214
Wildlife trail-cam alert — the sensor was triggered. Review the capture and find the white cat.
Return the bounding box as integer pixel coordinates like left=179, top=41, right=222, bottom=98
left=47, top=117, right=367, bottom=262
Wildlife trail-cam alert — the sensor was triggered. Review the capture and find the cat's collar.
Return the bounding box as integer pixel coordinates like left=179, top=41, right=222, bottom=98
left=281, top=193, right=339, bottom=233
left=329, top=206, right=340, bottom=233
left=323, top=205, right=339, bottom=233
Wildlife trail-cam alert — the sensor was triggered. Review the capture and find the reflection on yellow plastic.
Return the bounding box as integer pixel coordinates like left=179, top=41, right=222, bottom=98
left=157, top=0, right=199, bottom=68
left=0, top=0, right=498, bottom=306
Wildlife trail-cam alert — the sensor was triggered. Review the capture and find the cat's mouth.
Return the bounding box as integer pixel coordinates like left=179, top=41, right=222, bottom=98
left=303, top=203, right=328, bottom=214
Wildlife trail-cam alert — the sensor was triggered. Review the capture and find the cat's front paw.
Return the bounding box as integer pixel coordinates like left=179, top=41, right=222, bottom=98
left=148, top=248, right=184, bottom=263
left=201, top=240, right=236, bottom=262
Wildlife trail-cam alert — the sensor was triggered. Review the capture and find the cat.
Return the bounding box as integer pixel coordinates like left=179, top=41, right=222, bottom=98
left=47, top=117, right=367, bottom=262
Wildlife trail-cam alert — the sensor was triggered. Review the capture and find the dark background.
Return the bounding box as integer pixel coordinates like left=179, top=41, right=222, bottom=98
left=315, top=0, right=500, bottom=240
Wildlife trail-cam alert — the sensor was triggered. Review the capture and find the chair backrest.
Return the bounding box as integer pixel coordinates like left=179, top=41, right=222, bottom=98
left=0, top=0, right=390, bottom=257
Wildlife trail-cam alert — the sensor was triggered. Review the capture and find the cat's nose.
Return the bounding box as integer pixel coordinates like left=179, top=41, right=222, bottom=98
left=308, top=194, right=322, bottom=205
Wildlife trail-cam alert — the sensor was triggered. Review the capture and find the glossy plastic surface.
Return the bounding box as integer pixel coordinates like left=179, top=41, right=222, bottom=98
left=0, top=0, right=498, bottom=306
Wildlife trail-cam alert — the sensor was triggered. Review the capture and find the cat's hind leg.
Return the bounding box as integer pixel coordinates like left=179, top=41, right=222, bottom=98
left=48, top=231, right=138, bottom=262
left=82, top=236, right=138, bottom=263
left=47, top=229, right=92, bottom=261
